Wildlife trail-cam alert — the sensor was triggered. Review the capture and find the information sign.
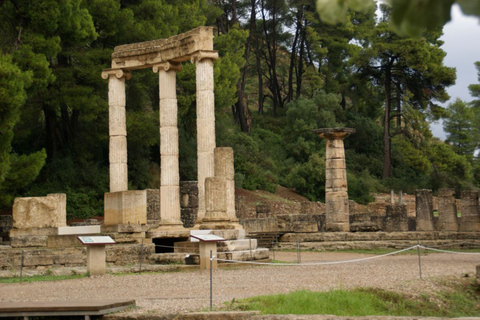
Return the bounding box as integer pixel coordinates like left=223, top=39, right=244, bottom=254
left=190, top=234, right=226, bottom=242
left=77, top=236, right=116, bottom=245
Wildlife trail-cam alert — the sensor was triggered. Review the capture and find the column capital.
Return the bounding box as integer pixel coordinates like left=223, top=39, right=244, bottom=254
left=152, top=61, right=183, bottom=73
left=190, top=50, right=219, bottom=64
left=101, top=68, right=131, bottom=80
left=314, top=127, right=355, bottom=140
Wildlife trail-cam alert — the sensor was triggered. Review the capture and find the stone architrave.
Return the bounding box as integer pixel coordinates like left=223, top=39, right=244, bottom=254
left=458, top=190, right=480, bottom=232
left=153, top=62, right=183, bottom=227
left=214, top=147, right=237, bottom=222
left=193, top=51, right=218, bottom=223
left=314, top=128, right=355, bottom=232
left=415, top=189, right=434, bottom=231
left=12, top=194, right=67, bottom=229
left=101, top=69, right=131, bottom=193
left=437, top=188, right=458, bottom=231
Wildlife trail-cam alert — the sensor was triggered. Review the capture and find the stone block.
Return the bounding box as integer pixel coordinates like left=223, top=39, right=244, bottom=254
left=109, top=105, right=126, bottom=136
left=214, top=147, right=234, bottom=180
left=10, top=236, right=48, bottom=248
left=108, top=76, right=126, bottom=106
left=13, top=194, right=67, bottom=229
left=383, top=204, right=408, bottom=232
left=146, top=189, right=160, bottom=221
left=109, top=163, right=128, bottom=192
left=160, top=157, right=180, bottom=185
left=54, top=249, right=85, bottom=266
left=217, top=239, right=258, bottom=252
left=109, top=136, right=127, bottom=163
left=22, top=250, right=54, bottom=267
left=57, top=226, right=101, bottom=235
left=415, top=189, right=434, bottom=231
left=104, top=190, right=147, bottom=226
left=160, top=127, right=179, bottom=156
left=218, top=248, right=269, bottom=261
left=47, top=235, right=83, bottom=248
left=159, top=99, right=178, bottom=127
left=150, top=253, right=186, bottom=264
left=325, top=159, right=346, bottom=169
left=204, top=177, right=228, bottom=221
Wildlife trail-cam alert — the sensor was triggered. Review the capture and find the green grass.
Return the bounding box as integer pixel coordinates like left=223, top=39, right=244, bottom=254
left=0, top=273, right=87, bottom=283
left=225, top=278, right=480, bottom=317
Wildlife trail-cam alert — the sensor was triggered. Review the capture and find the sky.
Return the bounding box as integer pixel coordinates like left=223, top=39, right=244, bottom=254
left=430, top=4, right=480, bottom=140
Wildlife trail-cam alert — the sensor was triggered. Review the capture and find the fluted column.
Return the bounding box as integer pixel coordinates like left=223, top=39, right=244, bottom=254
left=153, top=62, right=183, bottom=226
left=102, top=69, right=131, bottom=193
left=314, top=128, right=355, bottom=232
left=192, top=51, right=219, bottom=222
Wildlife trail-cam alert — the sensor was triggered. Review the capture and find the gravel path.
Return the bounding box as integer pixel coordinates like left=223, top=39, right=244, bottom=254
left=0, top=251, right=479, bottom=316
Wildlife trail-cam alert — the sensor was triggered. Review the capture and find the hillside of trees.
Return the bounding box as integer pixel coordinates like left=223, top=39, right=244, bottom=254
left=0, top=0, right=479, bottom=220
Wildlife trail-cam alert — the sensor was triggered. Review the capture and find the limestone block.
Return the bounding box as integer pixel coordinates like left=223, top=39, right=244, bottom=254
left=325, top=178, right=347, bottom=189
left=437, top=188, right=458, bottom=232
left=160, top=157, right=180, bottom=186
left=108, top=76, right=126, bottom=107
left=57, top=226, right=101, bottom=235
left=325, top=222, right=350, bottom=232
left=226, top=180, right=237, bottom=221
left=13, top=194, right=67, bottom=229
left=196, top=118, right=216, bottom=152
left=383, top=204, right=408, bottom=232
left=10, top=236, right=48, bottom=248
left=160, top=185, right=181, bottom=224
left=196, top=91, right=215, bottom=119
left=326, top=138, right=344, bottom=149
left=325, top=159, right=346, bottom=169
left=158, top=70, right=177, bottom=99
left=109, top=106, right=126, bottom=136
left=109, top=136, right=127, bottom=164
left=23, top=251, right=54, bottom=267
left=196, top=59, right=214, bottom=91
left=218, top=248, right=269, bottom=261
left=458, top=190, right=480, bottom=232
left=217, top=239, right=258, bottom=252
left=146, top=189, right=160, bottom=221
left=205, top=177, right=227, bottom=220
left=175, top=241, right=200, bottom=254
left=197, top=152, right=215, bottom=178
left=160, top=127, right=179, bottom=156
left=150, top=253, right=186, bottom=264
left=325, top=168, right=347, bottom=181
left=109, top=162, right=128, bottom=192
left=325, top=146, right=345, bottom=159
left=159, top=99, right=178, bottom=127
left=104, top=190, right=147, bottom=226
left=47, top=235, right=83, bottom=248
left=415, top=189, right=434, bottom=231
left=214, top=147, right=234, bottom=180
left=54, top=249, right=85, bottom=266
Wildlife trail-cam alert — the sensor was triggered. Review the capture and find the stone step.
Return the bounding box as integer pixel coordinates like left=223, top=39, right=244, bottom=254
left=217, top=248, right=269, bottom=262
left=175, top=239, right=258, bottom=254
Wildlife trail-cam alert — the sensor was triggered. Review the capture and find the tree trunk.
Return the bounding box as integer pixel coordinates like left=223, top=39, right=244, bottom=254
left=383, top=67, right=392, bottom=179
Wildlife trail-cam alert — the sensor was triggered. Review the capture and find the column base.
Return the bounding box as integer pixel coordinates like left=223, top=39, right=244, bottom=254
left=326, top=222, right=350, bottom=232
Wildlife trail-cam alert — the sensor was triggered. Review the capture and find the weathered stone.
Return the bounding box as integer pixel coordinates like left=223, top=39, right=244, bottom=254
left=458, top=190, right=480, bottom=232
left=47, top=235, right=83, bottom=248
left=10, top=236, right=48, bottom=248
left=0, top=215, right=13, bottom=241
left=13, top=194, right=67, bottom=229
left=22, top=250, right=54, bottom=267
left=217, top=248, right=269, bottom=261
left=203, top=177, right=228, bottom=222
left=415, top=189, right=434, bottom=231
left=104, top=190, right=147, bottom=226
left=217, top=239, right=258, bottom=252
left=437, top=188, right=458, bottom=231
left=146, top=189, right=160, bottom=221
left=150, top=253, right=186, bottom=264
left=383, top=205, right=408, bottom=232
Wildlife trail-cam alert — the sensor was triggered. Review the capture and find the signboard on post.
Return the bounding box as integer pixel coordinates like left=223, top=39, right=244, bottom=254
left=78, top=236, right=116, bottom=245
left=77, top=236, right=115, bottom=276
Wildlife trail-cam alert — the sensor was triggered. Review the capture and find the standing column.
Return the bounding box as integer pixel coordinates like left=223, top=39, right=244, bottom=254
left=192, top=51, right=219, bottom=222
left=153, top=62, right=183, bottom=226
left=102, top=69, right=131, bottom=193
left=314, top=128, right=355, bottom=232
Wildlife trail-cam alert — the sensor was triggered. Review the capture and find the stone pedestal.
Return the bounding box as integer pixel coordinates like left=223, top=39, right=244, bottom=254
left=314, top=128, right=355, bottom=232
left=437, top=188, right=458, bottom=231
left=415, top=189, right=434, bottom=231
left=194, top=52, right=218, bottom=223
left=87, top=245, right=106, bottom=275
left=102, top=69, right=131, bottom=193
left=104, top=191, right=147, bottom=226
left=199, top=241, right=217, bottom=269
left=200, top=177, right=235, bottom=230
left=383, top=204, right=408, bottom=232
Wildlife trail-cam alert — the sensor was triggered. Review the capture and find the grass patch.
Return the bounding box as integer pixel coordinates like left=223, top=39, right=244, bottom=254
left=225, top=278, right=480, bottom=317
left=0, top=273, right=87, bottom=284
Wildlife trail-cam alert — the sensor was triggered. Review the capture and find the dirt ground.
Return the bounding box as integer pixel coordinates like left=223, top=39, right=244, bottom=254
left=0, top=251, right=479, bottom=317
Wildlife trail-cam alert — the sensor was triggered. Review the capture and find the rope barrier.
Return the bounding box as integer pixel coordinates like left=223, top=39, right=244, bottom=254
left=214, top=245, right=417, bottom=266
left=420, top=245, right=480, bottom=255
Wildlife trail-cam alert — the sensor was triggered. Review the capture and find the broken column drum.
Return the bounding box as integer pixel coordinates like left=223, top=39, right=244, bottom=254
left=102, top=27, right=219, bottom=227
left=314, top=128, right=355, bottom=232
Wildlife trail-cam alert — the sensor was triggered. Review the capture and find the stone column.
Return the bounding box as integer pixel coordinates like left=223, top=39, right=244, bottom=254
left=314, top=128, right=355, bottom=232
left=153, top=62, right=183, bottom=227
left=102, top=69, right=131, bottom=193
left=415, top=189, right=434, bottom=231
left=214, top=147, right=237, bottom=222
left=458, top=190, right=480, bottom=231
left=437, top=188, right=458, bottom=231
left=192, top=51, right=219, bottom=222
